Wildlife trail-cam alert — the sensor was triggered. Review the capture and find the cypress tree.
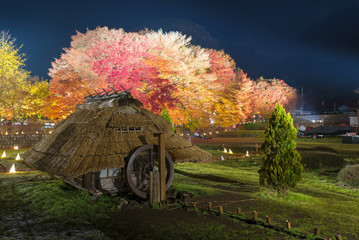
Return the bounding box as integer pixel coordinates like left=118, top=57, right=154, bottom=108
left=258, top=103, right=303, bottom=195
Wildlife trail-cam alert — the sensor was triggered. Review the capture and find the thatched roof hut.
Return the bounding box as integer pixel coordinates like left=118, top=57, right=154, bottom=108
left=24, top=91, right=210, bottom=196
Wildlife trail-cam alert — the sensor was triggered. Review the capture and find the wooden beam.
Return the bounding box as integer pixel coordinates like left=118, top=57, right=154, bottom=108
left=158, top=133, right=166, bottom=201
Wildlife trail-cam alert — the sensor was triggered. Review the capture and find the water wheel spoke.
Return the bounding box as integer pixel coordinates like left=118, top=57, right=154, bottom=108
left=126, top=144, right=174, bottom=199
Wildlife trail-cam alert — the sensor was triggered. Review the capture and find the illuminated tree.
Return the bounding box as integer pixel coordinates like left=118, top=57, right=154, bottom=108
left=0, top=31, right=49, bottom=121
left=251, top=77, right=298, bottom=119
left=258, top=103, right=302, bottom=195
left=23, top=76, right=50, bottom=119
left=48, top=27, right=298, bottom=127
left=44, top=69, right=96, bottom=120
left=0, top=31, right=29, bottom=80
left=233, top=72, right=299, bottom=123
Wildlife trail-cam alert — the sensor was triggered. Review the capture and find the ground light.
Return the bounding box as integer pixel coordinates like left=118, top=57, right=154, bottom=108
left=224, top=148, right=227, bottom=153
left=14, top=145, right=19, bottom=150
left=1, top=151, right=6, bottom=158
left=15, top=153, right=21, bottom=160
left=9, top=164, right=16, bottom=173
left=228, top=149, right=233, bottom=154
left=221, top=155, right=225, bottom=161
left=246, top=151, right=249, bottom=157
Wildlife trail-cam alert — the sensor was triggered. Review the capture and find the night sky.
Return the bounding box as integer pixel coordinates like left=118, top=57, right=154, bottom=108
left=2, top=0, right=359, bottom=110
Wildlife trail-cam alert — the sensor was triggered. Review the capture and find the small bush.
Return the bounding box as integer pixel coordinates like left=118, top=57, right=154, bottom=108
left=299, top=151, right=346, bottom=170
left=338, top=164, right=359, bottom=188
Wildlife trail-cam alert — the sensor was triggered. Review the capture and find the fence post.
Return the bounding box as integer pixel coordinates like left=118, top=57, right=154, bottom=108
left=335, top=234, right=342, bottom=240
left=266, top=215, right=271, bottom=224
left=218, top=205, right=223, bottom=214
left=286, top=220, right=291, bottom=229
left=237, top=207, right=241, bottom=215
left=253, top=211, right=258, bottom=220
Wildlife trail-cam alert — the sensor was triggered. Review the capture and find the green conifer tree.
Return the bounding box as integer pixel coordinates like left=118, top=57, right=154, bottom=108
left=258, top=103, right=302, bottom=195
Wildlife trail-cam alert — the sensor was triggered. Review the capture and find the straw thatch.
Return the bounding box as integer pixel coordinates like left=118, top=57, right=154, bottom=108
left=23, top=91, right=211, bottom=178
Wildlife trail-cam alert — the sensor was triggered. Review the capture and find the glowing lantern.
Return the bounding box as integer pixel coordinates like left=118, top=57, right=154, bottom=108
left=5, top=131, right=8, bottom=135
left=36, top=131, right=39, bottom=134
left=9, top=164, right=16, bottom=173
left=1, top=151, right=6, bottom=158
left=14, top=145, right=19, bottom=150
left=246, top=151, right=249, bottom=157
left=224, top=148, right=227, bottom=153
left=216, top=131, right=219, bottom=134
left=229, top=149, right=233, bottom=154
left=15, top=153, right=21, bottom=160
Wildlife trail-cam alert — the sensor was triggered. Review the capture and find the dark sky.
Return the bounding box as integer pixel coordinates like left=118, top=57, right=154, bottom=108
left=2, top=0, right=359, bottom=110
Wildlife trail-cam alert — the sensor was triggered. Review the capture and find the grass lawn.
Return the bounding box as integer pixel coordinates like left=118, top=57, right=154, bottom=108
left=1, top=134, right=358, bottom=239
left=174, top=135, right=359, bottom=240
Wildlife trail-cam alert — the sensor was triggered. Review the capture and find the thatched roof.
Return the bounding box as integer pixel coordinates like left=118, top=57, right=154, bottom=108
left=23, top=91, right=211, bottom=178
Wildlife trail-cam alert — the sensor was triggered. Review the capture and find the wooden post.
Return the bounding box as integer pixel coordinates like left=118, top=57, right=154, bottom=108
left=335, top=234, right=342, bottom=240
left=157, top=170, right=161, bottom=203
left=218, top=205, right=223, bottom=214
left=266, top=215, right=271, bottom=224
left=158, top=133, right=166, bottom=201
left=314, top=227, right=320, bottom=236
left=237, top=207, right=241, bottom=215
left=153, top=166, right=159, bottom=204
left=286, top=220, right=291, bottom=229
left=256, top=143, right=258, bottom=153
left=149, top=171, right=153, bottom=205
left=192, top=202, right=197, bottom=208
left=208, top=202, right=212, bottom=211
left=253, top=211, right=258, bottom=220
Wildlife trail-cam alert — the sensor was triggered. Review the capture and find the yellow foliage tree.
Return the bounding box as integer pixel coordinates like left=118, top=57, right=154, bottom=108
left=0, top=31, right=49, bottom=121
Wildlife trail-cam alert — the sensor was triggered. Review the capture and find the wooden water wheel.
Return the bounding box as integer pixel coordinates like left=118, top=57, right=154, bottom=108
left=126, top=144, right=174, bottom=198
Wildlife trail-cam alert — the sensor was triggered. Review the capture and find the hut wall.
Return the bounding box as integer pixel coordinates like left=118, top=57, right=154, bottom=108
left=0, top=134, right=46, bottom=149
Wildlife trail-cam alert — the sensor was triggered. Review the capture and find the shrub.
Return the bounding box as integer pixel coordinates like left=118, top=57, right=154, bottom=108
left=258, top=103, right=303, bottom=195
left=338, top=164, right=359, bottom=188
left=299, top=151, right=346, bottom=170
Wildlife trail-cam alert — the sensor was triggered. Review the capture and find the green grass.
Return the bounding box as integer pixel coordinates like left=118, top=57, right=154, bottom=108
left=172, top=140, right=359, bottom=240
left=0, top=148, right=30, bottom=170
left=216, top=130, right=265, bottom=138
left=2, top=134, right=359, bottom=239
left=0, top=170, right=118, bottom=225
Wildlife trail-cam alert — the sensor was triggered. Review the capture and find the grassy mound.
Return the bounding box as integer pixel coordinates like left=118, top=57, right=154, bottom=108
left=338, top=164, right=359, bottom=188
left=299, top=150, right=346, bottom=170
